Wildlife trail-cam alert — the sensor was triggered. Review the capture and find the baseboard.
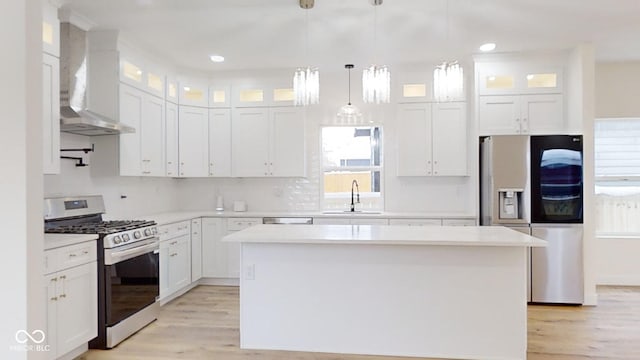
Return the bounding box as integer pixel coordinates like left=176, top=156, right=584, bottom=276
left=583, top=292, right=598, bottom=306
left=59, top=343, right=88, bottom=360
left=198, top=277, right=239, bottom=286
left=597, top=275, right=640, bottom=287
left=160, top=282, right=198, bottom=306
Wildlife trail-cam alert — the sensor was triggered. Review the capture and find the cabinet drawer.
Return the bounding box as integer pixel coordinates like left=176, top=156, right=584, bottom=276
left=389, top=219, right=443, bottom=226
left=159, top=220, right=191, bottom=241
left=226, top=218, right=262, bottom=231
left=45, top=241, right=97, bottom=274
left=350, top=219, right=389, bottom=225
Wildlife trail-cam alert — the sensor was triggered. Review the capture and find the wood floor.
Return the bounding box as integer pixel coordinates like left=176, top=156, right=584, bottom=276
left=79, top=286, right=640, bottom=360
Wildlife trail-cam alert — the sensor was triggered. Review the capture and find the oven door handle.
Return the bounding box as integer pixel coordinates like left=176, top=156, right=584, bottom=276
left=104, top=239, right=159, bottom=265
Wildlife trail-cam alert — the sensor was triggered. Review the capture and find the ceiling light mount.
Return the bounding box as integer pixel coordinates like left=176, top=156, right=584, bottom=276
left=293, top=0, right=319, bottom=106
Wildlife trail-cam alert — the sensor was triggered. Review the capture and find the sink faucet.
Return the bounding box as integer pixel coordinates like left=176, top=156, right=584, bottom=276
left=350, top=179, right=360, bottom=212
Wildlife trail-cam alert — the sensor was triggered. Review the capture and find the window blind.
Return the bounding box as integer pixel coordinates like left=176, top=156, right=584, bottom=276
left=595, top=118, right=640, bottom=179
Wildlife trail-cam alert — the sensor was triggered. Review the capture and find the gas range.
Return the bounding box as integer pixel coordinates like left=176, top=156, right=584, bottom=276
left=44, top=195, right=160, bottom=349
left=45, top=219, right=158, bottom=248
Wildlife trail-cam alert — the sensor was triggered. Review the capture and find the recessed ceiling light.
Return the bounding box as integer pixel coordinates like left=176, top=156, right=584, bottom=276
left=210, top=55, right=225, bottom=63
left=479, top=43, right=496, bottom=52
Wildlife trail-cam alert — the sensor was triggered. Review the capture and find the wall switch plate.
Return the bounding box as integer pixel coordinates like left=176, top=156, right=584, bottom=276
left=243, top=264, right=255, bottom=280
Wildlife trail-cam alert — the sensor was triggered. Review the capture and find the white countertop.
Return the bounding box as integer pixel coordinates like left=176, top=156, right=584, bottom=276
left=223, top=224, right=547, bottom=247
left=133, top=210, right=477, bottom=226
left=44, top=234, right=98, bottom=250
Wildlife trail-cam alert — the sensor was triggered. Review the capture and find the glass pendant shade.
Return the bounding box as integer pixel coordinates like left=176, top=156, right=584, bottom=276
left=362, top=65, right=390, bottom=104
left=293, top=66, right=319, bottom=106
left=433, top=61, right=464, bottom=102
left=336, top=103, right=362, bottom=124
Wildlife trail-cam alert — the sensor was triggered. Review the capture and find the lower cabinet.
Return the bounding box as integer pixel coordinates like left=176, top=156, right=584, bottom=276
left=159, top=221, right=191, bottom=301
left=202, top=217, right=261, bottom=280
left=313, top=218, right=389, bottom=225
left=191, top=218, right=202, bottom=282
left=44, top=241, right=97, bottom=360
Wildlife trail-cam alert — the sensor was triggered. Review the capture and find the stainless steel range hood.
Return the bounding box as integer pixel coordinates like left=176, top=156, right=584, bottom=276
left=59, top=23, right=134, bottom=136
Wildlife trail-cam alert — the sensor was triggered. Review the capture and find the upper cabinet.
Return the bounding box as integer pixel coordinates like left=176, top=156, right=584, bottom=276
left=232, top=80, right=295, bottom=107
left=179, top=79, right=209, bottom=108
left=119, top=56, right=165, bottom=98
left=232, top=107, right=305, bottom=177
left=166, top=75, right=179, bottom=104
left=42, top=0, right=60, bottom=175
left=209, top=84, right=231, bottom=108
left=477, top=63, right=563, bottom=96
left=476, top=61, right=565, bottom=135
left=42, top=0, right=60, bottom=57
left=397, top=102, right=467, bottom=176
left=396, top=70, right=466, bottom=103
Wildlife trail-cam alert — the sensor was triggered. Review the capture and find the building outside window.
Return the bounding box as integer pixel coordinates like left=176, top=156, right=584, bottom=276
left=594, top=118, right=640, bottom=236
left=321, top=126, right=382, bottom=211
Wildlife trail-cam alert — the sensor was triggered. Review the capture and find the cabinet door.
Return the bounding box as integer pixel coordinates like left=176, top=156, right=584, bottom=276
left=209, top=85, right=231, bottom=108
left=432, top=102, right=467, bottom=176
left=521, top=94, right=563, bottom=135
left=43, top=53, right=60, bottom=174
left=44, top=274, right=58, bottom=360
left=119, top=84, right=144, bottom=175
left=478, top=95, right=521, bottom=135
left=270, top=107, right=306, bottom=177
left=179, top=80, right=209, bottom=107
left=178, top=106, right=209, bottom=177
left=141, top=94, right=165, bottom=176
left=165, top=102, right=179, bottom=176
left=232, top=108, right=269, bottom=177
left=226, top=233, right=241, bottom=279
left=191, top=218, right=202, bottom=282
left=169, top=235, right=191, bottom=291
left=202, top=218, right=226, bottom=278
left=56, top=262, right=97, bottom=357
left=159, top=240, right=170, bottom=300
left=208, top=109, right=232, bottom=177
left=397, top=103, right=432, bottom=176
left=42, top=1, right=60, bottom=57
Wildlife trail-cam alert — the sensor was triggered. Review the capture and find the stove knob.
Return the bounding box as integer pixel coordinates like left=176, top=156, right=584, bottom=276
left=122, top=234, right=130, bottom=242
left=134, top=231, right=141, bottom=239
left=144, top=228, right=152, bottom=237
left=113, top=235, right=122, bottom=244
left=152, top=227, right=158, bottom=235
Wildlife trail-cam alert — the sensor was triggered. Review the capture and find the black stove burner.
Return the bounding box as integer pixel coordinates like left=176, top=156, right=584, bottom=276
left=46, top=220, right=155, bottom=234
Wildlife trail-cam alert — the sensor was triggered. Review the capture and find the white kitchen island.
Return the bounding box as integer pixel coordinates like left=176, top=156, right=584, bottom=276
left=224, top=224, right=546, bottom=360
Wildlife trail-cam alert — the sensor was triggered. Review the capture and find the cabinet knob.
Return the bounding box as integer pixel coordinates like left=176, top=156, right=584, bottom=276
left=264, top=162, right=267, bottom=166
left=167, top=161, right=172, bottom=164
left=50, top=297, right=58, bottom=301
left=515, top=118, right=520, bottom=122
left=181, top=162, right=185, bottom=165
left=167, top=172, right=172, bottom=175
left=264, top=172, right=268, bottom=175
left=522, top=118, right=528, bottom=122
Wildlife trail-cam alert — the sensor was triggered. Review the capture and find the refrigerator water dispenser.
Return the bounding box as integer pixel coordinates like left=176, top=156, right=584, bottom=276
left=498, top=189, right=523, bottom=220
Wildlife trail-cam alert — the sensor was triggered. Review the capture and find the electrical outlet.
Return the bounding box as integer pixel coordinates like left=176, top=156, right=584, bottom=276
left=243, top=264, right=255, bottom=280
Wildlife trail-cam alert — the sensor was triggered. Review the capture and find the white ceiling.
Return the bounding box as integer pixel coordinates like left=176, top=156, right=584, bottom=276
left=60, top=0, right=640, bottom=73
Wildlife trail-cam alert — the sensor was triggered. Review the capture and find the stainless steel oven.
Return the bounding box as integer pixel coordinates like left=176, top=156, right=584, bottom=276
left=45, top=195, right=160, bottom=349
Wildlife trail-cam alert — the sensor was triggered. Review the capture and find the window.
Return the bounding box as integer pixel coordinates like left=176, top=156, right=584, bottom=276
left=595, top=118, right=640, bottom=236
left=322, top=126, right=382, bottom=211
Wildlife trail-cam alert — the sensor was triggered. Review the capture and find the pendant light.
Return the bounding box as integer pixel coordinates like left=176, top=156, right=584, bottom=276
left=337, top=64, right=362, bottom=124
left=293, top=0, right=319, bottom=106
left=433, top=0, right=464, bottom=102
left=362, top=0, right=390, bottom=104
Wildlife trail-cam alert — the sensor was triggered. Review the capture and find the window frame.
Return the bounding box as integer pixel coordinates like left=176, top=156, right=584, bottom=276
left=319, top=125, right=384, bottom=212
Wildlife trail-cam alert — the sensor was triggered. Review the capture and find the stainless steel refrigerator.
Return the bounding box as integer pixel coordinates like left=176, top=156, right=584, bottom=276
left=480, top=135, right=584, bottom=304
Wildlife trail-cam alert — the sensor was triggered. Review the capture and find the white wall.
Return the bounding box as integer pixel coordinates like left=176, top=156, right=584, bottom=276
left=594, top=61, right=640, bottom=286
left=0, top=1, right=45, bottom=358
left=44, top=133, right=181, bottom=219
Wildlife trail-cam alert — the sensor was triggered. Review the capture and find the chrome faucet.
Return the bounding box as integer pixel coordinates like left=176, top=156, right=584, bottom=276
left=350, top=179, right=360, bottom=212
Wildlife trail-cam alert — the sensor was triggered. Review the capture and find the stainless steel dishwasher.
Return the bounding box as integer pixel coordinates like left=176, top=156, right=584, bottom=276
left=262, top=217, right=313, bottom=225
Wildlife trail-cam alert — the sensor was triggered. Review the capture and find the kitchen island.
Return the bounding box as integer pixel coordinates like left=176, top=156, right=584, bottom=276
left=224, top=224, right=546, bottom=360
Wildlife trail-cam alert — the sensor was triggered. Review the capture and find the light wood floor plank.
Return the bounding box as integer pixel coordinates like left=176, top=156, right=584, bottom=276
left=78, top=285, right=640, bottom=360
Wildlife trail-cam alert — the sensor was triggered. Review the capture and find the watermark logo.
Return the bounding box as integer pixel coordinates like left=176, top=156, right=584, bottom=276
left=9, top=330, right=50, bottom=352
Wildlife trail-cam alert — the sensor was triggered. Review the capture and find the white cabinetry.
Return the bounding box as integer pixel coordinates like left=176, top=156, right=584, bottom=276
left=158, top=221, right=191, bottom=302
left=232, top=107, right=305, bottom=177
left=191, top=218, right=202, bottom=282
left=442, top=218, right=477, bottom=226
left=165, top=101, right=179, bottom=176
left=43, top=52, right=60, bottom=174
left=42, top=0, right=60, bottom=174
left=389, top=219, right=443, bottom=226
left=208, top=108, right=232, bottom=177
left=44, top=240, right=97, bottom=360
left=478, top=94, right=563, bottom=135
left=178, top=79, right=209, bottom=108
left=313, top=218, right=389, bottom=225
left=178, top=106, right=209, bottom=177
left=477, top=61, right=564, bottom=135
left=397, top=102, right=467, bottom=176
left=119, top=84, right=165, bottom=176
left=202, top=217, right=261, bottom=281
